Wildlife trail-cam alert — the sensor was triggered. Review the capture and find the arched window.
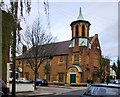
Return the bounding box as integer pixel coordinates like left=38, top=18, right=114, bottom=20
left=82, top=25, right=85, bottom=37
left=76, top=25, right=79, bottom=37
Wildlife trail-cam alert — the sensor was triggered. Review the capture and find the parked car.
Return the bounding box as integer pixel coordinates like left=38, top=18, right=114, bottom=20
left=80, top=83, right=120, bottom=97
left=9, top=78, right=18, bottom=82
left=33, top=78, right=48, bottom=86
left=17, top=77, right=31, bottom=83
left=110, top=79, right=120, bottom=84
left=0, top=79, right=8, bottom=97
left=9, top=78, right=13, bottom=82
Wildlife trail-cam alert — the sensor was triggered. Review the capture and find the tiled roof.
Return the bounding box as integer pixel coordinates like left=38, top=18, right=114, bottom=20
left=16, top=34, right=98, bottom=59
left=53, top=40, right=71, bottom=55
left=16, top=40, right=71, bottom=59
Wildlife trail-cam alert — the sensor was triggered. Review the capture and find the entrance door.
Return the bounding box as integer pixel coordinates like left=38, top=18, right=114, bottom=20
left=70, top=74, right=76, bottom=83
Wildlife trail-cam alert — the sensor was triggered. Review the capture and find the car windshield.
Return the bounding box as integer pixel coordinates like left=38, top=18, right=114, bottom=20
left=36, top=79, right=43, bottom=81
left=84, top=85, right=120, bottom=96
left=110, top=79, right=120, bottom=84
left=18, top=78, right=27, bottom=80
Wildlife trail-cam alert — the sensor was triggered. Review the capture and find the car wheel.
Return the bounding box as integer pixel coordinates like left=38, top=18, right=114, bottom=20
left=39, top=83, right=41, bottom=86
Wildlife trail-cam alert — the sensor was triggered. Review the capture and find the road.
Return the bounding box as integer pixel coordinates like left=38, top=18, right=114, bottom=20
left=13, top=85, right=87, bottom=97
left=38, top=86, right=86, bottom=97
left=42, top=90, right=85, bottom=97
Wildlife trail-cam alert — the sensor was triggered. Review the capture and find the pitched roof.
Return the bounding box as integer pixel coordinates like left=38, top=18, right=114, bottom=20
left=16, top=40, right=71, bottom=59
left=90, top=34, right=101, bottom=51
left=16, top=34, right=100, bottom=59
left=89, top=36, right=94, bottom=41
left=53, top=40, right=71, bottom=55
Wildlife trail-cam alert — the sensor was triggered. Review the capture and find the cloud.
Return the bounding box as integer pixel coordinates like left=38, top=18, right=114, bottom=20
left=99, top=21, right=118, bottom=58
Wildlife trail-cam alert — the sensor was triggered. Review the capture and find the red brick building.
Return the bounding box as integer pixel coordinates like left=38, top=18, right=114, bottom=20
left=16, top=8, right=101, bottom=84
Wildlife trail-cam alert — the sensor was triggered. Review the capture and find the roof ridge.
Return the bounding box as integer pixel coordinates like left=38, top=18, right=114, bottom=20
left=53, top=40, right=71, bottom=44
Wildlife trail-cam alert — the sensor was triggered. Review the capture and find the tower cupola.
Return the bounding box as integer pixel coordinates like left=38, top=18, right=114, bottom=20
left=69, top=8, right=91, bottom=49
left=70, top=8, right=91, bottom=39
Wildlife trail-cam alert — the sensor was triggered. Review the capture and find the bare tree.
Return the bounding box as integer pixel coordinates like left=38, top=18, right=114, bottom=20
left=1, top=0, right=50, bottom=95
left=1, top=1, right=31, bottom=96
left=116, top=57, right=120, bottom=79
left=96, top=56, right=110, bottom=83
left=22, top=18, right=56, bottom=89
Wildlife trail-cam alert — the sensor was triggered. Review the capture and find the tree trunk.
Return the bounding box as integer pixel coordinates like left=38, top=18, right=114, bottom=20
left=34, top=70, right=37, bottom=90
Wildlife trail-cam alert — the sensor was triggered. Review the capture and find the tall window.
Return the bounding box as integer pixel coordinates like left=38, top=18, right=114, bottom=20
left=82, top=25, right=85, bottom=37
left=46, top=73, right=50, bottom=81
left=44, top=59, right=51, bottom=73
left=74, top=53, right=79, bottom=62
left=58, top=73, right=64, bottom=82
left=76, top=25, right=79, bottom=37
left=46, top=59, right=50, bottom=65
left=60, top=56, right=63, bottom=62
left=25, top=72, right=29, bottom=79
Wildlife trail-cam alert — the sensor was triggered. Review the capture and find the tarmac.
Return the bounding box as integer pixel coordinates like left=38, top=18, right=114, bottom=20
left=9, top=88, right=55, bottom=97
left=8, top=85, right=87, bottom=97
left=9, top=90, right=55, bottom=97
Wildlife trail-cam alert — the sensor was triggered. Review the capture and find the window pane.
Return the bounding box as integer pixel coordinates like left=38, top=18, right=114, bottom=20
left=60, top=56, right=63, bottom=62
left=46, top=73, right=50, bottom=81
left=82, top=25, right=85, bottom=37
left=76, top=25, right=79, bottom=37
left=74, top=53, right=79, bottom=61
left=58, top=73, right=64, bottom=82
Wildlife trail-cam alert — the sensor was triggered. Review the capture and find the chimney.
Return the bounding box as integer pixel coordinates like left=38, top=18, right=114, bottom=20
left=22, top=45, right=27, bottom=54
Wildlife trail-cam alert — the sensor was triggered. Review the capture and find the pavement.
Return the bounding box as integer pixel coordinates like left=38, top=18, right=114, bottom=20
left=9, top=88, right=55, bottom=97
left=8, top=85, right=87, bottom=97
left=10, top=90, right=55, bottom=97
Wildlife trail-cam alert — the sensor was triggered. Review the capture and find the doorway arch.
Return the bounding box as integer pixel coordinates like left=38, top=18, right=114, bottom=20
left=70, top=70, right=76, bottom=83
left=67, top=65, right=82, bottom=84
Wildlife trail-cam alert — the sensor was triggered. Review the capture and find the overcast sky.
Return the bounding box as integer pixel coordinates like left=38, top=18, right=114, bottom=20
left=21, top=1, right=119, bottom=64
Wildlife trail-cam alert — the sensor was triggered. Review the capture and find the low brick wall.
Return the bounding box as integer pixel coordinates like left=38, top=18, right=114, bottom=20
left=48, top=82, right=65, bottom=86
left=48, top=82, right=87, bottom=87
left=70, top=83, right=87, bottom=87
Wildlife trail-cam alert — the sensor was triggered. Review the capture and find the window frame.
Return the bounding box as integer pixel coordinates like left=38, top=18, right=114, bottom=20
left=58, top=73, right=64, bottom=82
left=74, top=53, right=79, bottom=62
left=76, top=24, right=79, bottom=37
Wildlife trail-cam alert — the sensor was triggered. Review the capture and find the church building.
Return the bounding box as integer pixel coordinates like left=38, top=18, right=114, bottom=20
left=16, top=8, right=101, bottom=84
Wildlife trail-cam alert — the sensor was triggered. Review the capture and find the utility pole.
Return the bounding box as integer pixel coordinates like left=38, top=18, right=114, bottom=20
left=12, top=28, right=16, bottom=96
left=11, top=1, right=18, bottom=96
